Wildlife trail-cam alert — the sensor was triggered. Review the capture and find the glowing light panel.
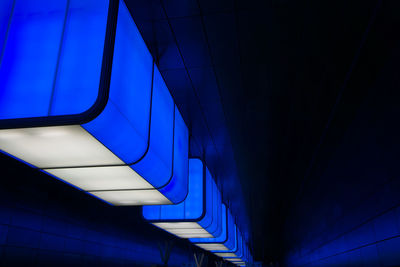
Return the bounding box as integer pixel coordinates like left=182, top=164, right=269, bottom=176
left=0, top=0, right=188, bottom=205
left=190, top=204, right=237, bottom=252
left=143, top=159, right=222, bottom=238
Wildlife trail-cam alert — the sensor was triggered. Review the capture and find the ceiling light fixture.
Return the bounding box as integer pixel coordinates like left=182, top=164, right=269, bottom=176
left=0, top=0, right=188, bottom=205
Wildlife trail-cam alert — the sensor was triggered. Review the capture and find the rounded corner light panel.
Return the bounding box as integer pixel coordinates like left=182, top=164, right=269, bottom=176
left=0, top=0, right=189, bottom=206
left=224, top=235, right=252, bottom=264
left=217, top=230, right=244, bottom=259
left=190, top=204, right=237, bottom=252
left=143, top=158, right=223, bottom=238
left=239, top=245, right=251, bottom=265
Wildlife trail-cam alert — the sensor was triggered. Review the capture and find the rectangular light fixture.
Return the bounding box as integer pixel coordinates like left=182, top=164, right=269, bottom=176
left=143, top=159, right=223, bottom=238
left=219, top=233, right=253, bottom=265
left=226, top=259, right=245, bottom=264
left=216, top=231, right=244, bottom=259
left=238, top=244, right=251, bottom=264
left=0, top=0, right=189, bottom=205
left=190, top=204, right=237, bottom=252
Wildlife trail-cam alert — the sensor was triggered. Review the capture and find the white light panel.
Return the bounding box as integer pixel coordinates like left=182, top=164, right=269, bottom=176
left=215, top=253, right=236, bottom=257
left=171, top=229, right=208, bottom=234
left=90, top=189, right=171, bottom=205
left=45, top=165, right=153, bottom=191
left=227, top=259, right=242, bottom=262
left=152, top=222, right=213, bottom=238
left=195, top=243, right=229, bottom=251
left=153, top=222, right=204, bottom=229
left=0, top=126, right=122, bottom=168
left=178, top=233, right=213, bottom=238
left=162, top=228, right=211, bottom=237
left=167, top=229, right=211, bottom=235
left=0, top=125, right=173, bottom=206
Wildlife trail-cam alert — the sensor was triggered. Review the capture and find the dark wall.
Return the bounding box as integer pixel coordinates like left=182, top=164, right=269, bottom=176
left=283, top=32, right=400, bottom=266
left=0, top=152, right=215, bottom=266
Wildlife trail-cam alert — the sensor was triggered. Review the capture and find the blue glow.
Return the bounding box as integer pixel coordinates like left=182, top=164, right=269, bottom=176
left=197, top=166, right=214, bottom=229
left=50, top=0, right=109, bottom=116
left=0, top=0, right=189, bottom=205
left=212, top=214, right=237, bottom=252
left=0, top=0, right=110, bottom=119
left=223, top=232, right=243, bottom=259
left=0, top=0, right=14, bottom=58
left=131, top=65, right=174, bottom=188
left=242, top=245, right=248, bottom=263
left=191, top=205, right=237, bottom=251
left=143, top=158, right=222, bottom=236
left=216, top=193, right=223, bottom=235
left=158, top=106, right=189, bottom=204
left=185, top=159, right=205, bottom=219
left=208, top=178, right=222, bottom=236
left=237, top=235, right=244, bottom=259
left=143, top=158, right=205, bottom=221
left=190, top=204, right=228, bottom=244
left=83, top=0, right=151, bottom=164
left=246, top=245, right=252, bottom=263
left=212, top=184, right=223, bottom=238
left=0, top=0, right=68, bottom=118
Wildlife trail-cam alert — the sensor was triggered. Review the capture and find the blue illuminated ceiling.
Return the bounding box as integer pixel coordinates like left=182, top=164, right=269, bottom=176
left=123, top=0, right=400, bottom=263
left=124, top=0, right=251, bottom=244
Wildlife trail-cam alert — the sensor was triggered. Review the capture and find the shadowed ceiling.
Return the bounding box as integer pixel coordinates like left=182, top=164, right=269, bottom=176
left=125, top=0, right=400, bottom=263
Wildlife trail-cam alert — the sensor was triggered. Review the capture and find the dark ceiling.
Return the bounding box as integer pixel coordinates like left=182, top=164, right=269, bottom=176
left=124, top=0, right=400, bottom=263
